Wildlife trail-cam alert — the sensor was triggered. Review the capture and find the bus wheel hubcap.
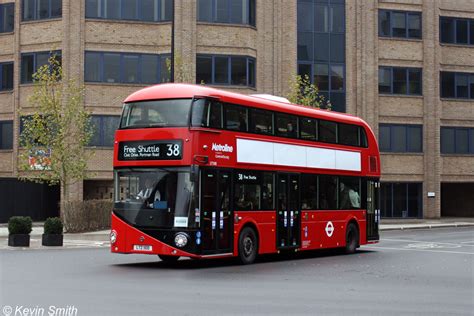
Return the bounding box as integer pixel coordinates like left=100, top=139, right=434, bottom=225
left=243, top=236, right=253, bottom=256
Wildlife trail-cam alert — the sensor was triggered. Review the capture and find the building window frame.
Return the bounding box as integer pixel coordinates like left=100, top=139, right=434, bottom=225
left=440, top=71, right=474, bottom=99
left=20, top=51, right=62, bottom=84
left=88, top=115, right=121, bottom=147
left=298, top=61, right=345, bottom=98
left=379, top=123, right=423, bottom=153
left=297, top=0, right=346, bottom=112
left=22, top=0, right=62, bottom=21
left=0, top=3, right=14, bottom=33
left=0, top=62, right=14, bottom=91
left=440, top=16, right=474, bottom=46
left=378, top=66, right=422, bottom=96
left=0, top=120, right=13, bottom=150
left=378, top=10, right=422, bottom=39
left=84, top=51, right=170, bottom=84
left=85, top=0, right=172, bottom=22
left=196, top=55, right=256, bottom=88
left=441, top=127, right=474, bottom=155
left=197, top=0, right=256, bottom=27
left=380, top=182, right=423, bottom=218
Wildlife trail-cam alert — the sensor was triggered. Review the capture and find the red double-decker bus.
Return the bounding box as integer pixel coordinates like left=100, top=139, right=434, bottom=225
left=111, top=83, right=380, bottom=264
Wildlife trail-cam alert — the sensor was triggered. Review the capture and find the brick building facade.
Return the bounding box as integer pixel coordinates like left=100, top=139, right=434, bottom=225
left=0, top=0, right=472, bottom=221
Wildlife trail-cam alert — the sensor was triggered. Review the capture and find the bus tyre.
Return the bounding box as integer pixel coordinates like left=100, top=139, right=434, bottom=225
left=345, top=223, right=359, bottom=254
left=238, top=227, right=258, bottom=265
left=158, top=255, right=180, bottom=263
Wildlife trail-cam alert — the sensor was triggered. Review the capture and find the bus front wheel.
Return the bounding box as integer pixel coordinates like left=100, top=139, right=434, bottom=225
left=158, top=254, right=180, bottom=263
left=345, top=223, right=359, bottom=254
left=238, top=226, right=258, bottom=265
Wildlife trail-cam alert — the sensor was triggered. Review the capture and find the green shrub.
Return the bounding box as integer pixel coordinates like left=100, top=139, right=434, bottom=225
left=44, top=217, right=63, bottom=234
left=62, top=200, right=112, bottom=233
left=8, top=216, right=33, bottom=235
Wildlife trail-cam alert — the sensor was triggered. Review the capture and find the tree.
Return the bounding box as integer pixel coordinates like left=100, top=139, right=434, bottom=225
left=19, top=54, right=93, bottom=217
left=286, top=74, right=331, bottom=109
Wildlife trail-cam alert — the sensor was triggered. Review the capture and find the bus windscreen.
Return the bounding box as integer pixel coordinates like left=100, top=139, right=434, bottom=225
left=120, top=99, right=192, bottom=129
left=114, top=168, right=198, bottom=228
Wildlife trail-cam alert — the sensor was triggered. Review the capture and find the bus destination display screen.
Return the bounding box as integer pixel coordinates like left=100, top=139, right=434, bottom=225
left=118, top=140, right=182, bottom=161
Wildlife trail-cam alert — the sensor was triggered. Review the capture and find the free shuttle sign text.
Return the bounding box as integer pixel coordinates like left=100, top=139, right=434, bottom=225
left=118, top=140, right=182, bottom=161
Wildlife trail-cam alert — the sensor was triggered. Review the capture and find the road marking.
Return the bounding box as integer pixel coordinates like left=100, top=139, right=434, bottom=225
left=381, top=238, right=474, bottom=247
left=405, top=243, right=461, bottom=249
left=363, top=245, right=474, bottom=255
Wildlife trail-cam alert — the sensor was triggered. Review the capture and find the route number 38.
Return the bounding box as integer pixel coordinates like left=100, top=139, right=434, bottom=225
left=166, top=144, right=181, bottom=157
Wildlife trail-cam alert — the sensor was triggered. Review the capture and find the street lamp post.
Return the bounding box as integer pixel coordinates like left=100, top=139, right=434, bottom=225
left=170, top=0, right=175, bottom=82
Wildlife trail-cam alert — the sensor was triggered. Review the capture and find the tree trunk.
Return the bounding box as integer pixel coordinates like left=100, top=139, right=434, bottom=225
left=60, top=180, right=84, bottom=216
left=60, top=181, right=68, bottom=220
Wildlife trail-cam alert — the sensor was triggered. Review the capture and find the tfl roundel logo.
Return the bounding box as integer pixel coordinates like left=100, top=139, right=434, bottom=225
left=325, top=221, right=334, bottom=237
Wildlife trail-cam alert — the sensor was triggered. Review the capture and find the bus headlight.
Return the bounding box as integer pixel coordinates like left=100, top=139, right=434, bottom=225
left=110, top=230, right=117, bottom=244
left=174, top=233, right=188, bottom=248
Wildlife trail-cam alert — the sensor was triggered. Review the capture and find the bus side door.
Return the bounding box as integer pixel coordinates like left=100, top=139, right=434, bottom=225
left=366, top=179, right=380, bottom=241
left=201, top=169, right=233, bottom=255
left=276, top=173, right=301, bottom=249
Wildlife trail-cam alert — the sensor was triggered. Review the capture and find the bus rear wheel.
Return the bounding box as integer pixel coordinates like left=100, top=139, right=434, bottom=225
left=158, top=255, right=180, bottom=263
left=345, top=223, right=359, bottom=254
left=238, top=227, right=258, bottom=265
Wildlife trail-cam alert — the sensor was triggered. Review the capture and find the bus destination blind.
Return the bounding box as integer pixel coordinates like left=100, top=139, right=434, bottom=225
left=118, top=140, right=182, bottom=161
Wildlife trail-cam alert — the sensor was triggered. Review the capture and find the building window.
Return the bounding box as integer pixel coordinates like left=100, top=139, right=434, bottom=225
left=440, top=71, right=474, bottom=99
left=0, top=3, right=14, bottom=33
left=298, top=0, right=345, bottom=112
left=85, top=51, right=170, bottom=84
left=197, top=0, right=255, bottom=26
left=21, top=51, right=61, bottom=84
left=440, top=16, right=474, bottom=45
left=381, top=183, right=422, bottom=218
left=379, top=124, right=422, bottom=153
left=0, top=121, right=13, bottom=150
left=196, top=55, right=255, bottom=87
left=441, top=127, right=474, bottom=154
left=379, top=10, right=422, bottom=39
left=86, top=0, right=172, bottom=22
left=378, top=67, right=422, bottom=95
left=89, top=116, right=121, bottom=147
left=22, top=0, right=62, bottom=21
left=0, top=62, right=14, bottom=91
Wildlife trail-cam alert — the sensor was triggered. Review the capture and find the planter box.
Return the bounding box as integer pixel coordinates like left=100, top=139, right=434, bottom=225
left=8, top=234, right=30, bottom=247
left=42, top=234, right=63, bottom=247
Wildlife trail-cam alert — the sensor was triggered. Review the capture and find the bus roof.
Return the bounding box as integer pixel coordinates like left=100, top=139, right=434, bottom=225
left=123, top=83, right=365, bottom=126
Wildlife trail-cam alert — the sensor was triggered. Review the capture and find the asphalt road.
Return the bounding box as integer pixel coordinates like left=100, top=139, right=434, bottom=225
left=1, top=227, right=473, bottom=316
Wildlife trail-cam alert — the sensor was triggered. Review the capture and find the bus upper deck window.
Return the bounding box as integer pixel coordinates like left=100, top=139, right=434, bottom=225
left=225, top=104, right=248, bottom=131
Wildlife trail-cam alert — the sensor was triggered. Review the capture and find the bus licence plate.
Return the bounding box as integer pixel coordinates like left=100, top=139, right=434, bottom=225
left=133, top=245, right=153, bottom=252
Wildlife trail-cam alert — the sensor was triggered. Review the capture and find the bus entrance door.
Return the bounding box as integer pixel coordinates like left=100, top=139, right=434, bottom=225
left=366, top=180, right=380, bottom=241
left=201, top=169, right=233, bottom=255
left=277, top=174, right=301, bottom=250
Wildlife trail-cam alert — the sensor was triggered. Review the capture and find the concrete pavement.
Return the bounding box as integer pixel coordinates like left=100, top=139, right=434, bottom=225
left=1, top=227, right=472, bottom=315
left=380, top=217, right=474, bottom=231
left=0, top=227, right=109, bottom=249
left=0, top=218, right=473, bottom=249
